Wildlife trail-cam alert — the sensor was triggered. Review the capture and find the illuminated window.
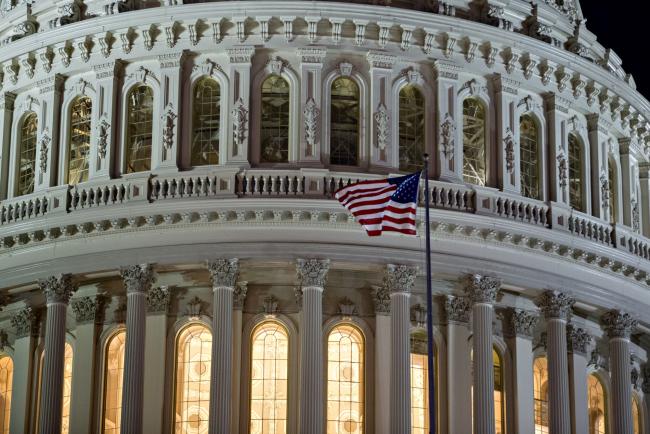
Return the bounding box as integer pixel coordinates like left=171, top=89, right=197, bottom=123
left=327, top=324, right=364, bottom=434
left=125, top=85, right=154, bottom=173
left=174, top=324, right=212, bottom=434
left=330, top=77, right=360, bottom=166
left=411, top=332, right=433, bottom=434
left=463, top=98, right=487, bottom=185
left=633, top=395, right=642, bottom=434
left=260, top=75, right=290, bottom=163
left=493, top=349, right=505, bottom=434
left=534, top=357, right=549, bottom=434
left=0, top=356, right=13, bottom=434
left=67, top=96, right=92, bottom=184
left=587, top=374, right=607, bottom=434
left=103, top=330, right=126, bottom=434
left=250, top=321, right=289, bottom=434
left=520, top=114, right=541, bottom=200
left=16, top=112, right=38, bottom=196
left=608, top=159, right=617, bottom=223
left=192, top=77, right=221, bottom=166
left=568, top=134, right=584, bottom=212
left=398, top=85, right=425, bottom=173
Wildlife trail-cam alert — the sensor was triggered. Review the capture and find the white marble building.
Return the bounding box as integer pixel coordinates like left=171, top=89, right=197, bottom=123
left=0, top=0, right=649, bottom=433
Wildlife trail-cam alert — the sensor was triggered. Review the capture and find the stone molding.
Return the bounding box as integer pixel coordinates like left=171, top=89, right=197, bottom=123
left=443, top=295, right=470, bottom=324
left=566, top=323, right=592, bottom=354
left=505, top=308, right=538, bottom=338
left=464, top=274, right=500, bottom=305
left=296, top=258, right=330, bottom=288
left=207, top=258, right=240, bottom=288
left=39, top=274, right=77, bottom=305
left=120, top=263, right=155, bottom=294
left=535, top=290, right=575, bottom=320
left=384, top=264, right=417, bottom=294
left=602, top=309, right=638, bottom=339
left=146, top=286, right=171, bottom=313
left=71, top=295, right=105, bottom=324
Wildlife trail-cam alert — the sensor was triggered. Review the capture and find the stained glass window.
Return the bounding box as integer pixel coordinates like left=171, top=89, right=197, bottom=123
left=174, top=323, right=212, bottom=434
left=0, top=356, right=13, bottom=434
left=327, top=324, right=364, bottom=434
left=633, top=395, right=641, bottom=434
left=608, top=160, right=617, bottom=223
left=260, top=75, right=290, bottom=163
left=494, top=348, right=505, bottom=434
left=125, top=85, right=154, bottom=173
left=16, top=112, right=38, bottom=196
left=568, top=134, right=584, bottom=212
left=398, top=85, right=425, bottom=173
left=67, top=96, right=92, bottom=184
left=330, top=77, right=360, bottom=166
left=250, top=321, right=289, bottom=434
left=520, top=115, right=541, bottom=200
left=103, top=330, right=126, bottom=434
left=588, top=374, right=607, bottom=434
left=534, top=357, right=549, bottom=434
left=192, top=77, right=221, bottom=166
left=463, top=98, right=487, bottom=185
left=411, top=332, right=432, bottom=434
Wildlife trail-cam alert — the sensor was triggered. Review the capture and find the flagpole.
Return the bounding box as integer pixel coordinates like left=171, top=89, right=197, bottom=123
left=422, top=154, right=436, bottom=434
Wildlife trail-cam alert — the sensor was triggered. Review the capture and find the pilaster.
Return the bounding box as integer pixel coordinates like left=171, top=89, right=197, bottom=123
left=298, top=47, right=327, bottom=164
left=620, top=139, right=640, bottom=231
left=91, top=61, right=122, bottom=180
left=0, top=92, right=16, bottom=200
left=372, top=284, right=391, bottom=434
left=587, top=114, right=613, bottom=221
left=433, top=60, right=462, bottom=182
left=640, top=163, right=650, bottom=237
left=544, top=94, right=572, bottom=207
left=367, top=51, right=396, bottom=169
left=492, top=74, right=521, bottom=194
left=226, top=46, right=255, bottom=166
left=34, top=74, right=64, bottom=191
left=232, top=281, right=248, bottom=434
left=154, top=52, right=184, bottom=171
left=9, top=306, right=39, bottom=434
left=567, top=324, right=591, bottom=434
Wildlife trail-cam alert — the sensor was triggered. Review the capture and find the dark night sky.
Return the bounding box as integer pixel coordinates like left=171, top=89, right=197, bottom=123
left=579, top=2, right=650, bottom=100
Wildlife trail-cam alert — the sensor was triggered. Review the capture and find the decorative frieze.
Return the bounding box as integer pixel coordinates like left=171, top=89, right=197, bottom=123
left=120, top=264, right=155, bottom=294
left=296, top=47, right=327, bottom=64
left=71, top=296, right=105, bottom=324
left=566, top=324, right=591, bottom=354
left=296, top=258, right=330, bottom=288
left=535, top=290, right=574, bottom=320
left=39, top=274, right=77, bottom=305
left=602, top=310, right=638, bottom=339
left=146, top=286, right=171, bottom=313
left=464, top=274, right=500, bottom=304
left=443, top=295, right=470, bottom=324
left=207, top=258, right=240, bottom=288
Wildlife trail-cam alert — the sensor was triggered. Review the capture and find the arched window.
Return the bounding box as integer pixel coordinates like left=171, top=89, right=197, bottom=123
left=330, top=77, right=360, bottom=166
left=0, top=355, right=13, bottom=434
left=463, top=98, right=487, bottom=185
left=533, top=357, right=549, bottom=434
left=587, top=374, right=607, bottom=434
left=103, top=330, right=126, bottom=434
left=608, top=159, right=617, bottom=223
left=633, top=395, right=642, bottom=434
left=191, top=77, right=221, bottom=166
left=174, top=323, right=212, bottom=433
left=260, top=75, right=290, bottom=163
left=410, top=331, right=433, bottom=434
left=494, top=348, right=505, bottom=434
left=568, top=134, right=584, bottom=212
left=250, top=321, right=289, bottom=434
left=327, top=324, right=364, bottom=434
left=125, top=85, right=154, bottom=173
left=16, top=112, right=38, bottom=196
left=520, top=114, right=541, bottom=200
left=67, top=96, right=92, bottom=184
left=398, top=85, right=425, bottom=173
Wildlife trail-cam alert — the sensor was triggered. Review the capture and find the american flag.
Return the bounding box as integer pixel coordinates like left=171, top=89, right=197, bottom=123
left=334, top=172, right=421, bottom=236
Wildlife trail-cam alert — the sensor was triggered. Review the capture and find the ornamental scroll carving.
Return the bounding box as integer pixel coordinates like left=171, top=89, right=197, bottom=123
left=231, top=98, right=248, bottom=154
left=465, top=274, right=500, bottom=304
left=97, top=118, right=110, bottom=160
left=557, top=152, right=568, bottom=188
left=120, top=263, right=155, bottom=294
left=207, top=258, right=240, bottom=288
left=374, top=103, right=389, bottom=150
left=185, top=297, right=204, bottom=318
left=440, top=113, right=455, bottom=160
left=263, top=295, right=279, bottom=315
left=535, top=290, right=574, bottom=320
left=632, top=198, right=640, bottom=233
left=385, top=264, right=417, bottom=294
left=39, top=274, right=77, bottom=304
left=443, top=295, right=470, bottom=324
left=146, top=286, right=171, bottom=313
left=566, top=324, right=591, bottom=354
left=39, top=129, right=51, bottom=174
left=161, top=104, right=177, bottom=151
left=504, top=127, right=515, bottom=173
left=371, top=285, right=390, bottom=315
left=600, top=171, right=610, bottom=211
left=303, top=98, right=320, bottom=150
left=296, top=258, right=330, bottom=288
left=602, top=310, right=638, bottom=339
left=338, top=297, right=358, bottom=317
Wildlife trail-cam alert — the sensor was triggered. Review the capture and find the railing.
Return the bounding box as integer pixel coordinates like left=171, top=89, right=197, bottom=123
left=568, top=212, right=614, bottom=246
left=150, top=171, right=236, bottom=201
left=614, top=225, right=650, bottom=260
left=67, top=179, right=147, bottom=210
left=0, top=195, right=50, bottom=225
left=420, top=182, right=475, bottom=212
left=474, top=188, right=550, bottom=228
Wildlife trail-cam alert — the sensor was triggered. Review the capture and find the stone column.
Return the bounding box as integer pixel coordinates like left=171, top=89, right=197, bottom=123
left=38, top=274, right=77, bottom=434
left=0, top=92, right=15, bottom=199
left=207, top=259, right=239, bottom=434
left=465, top=275, right=500, bottom=434
left=9, top=307, right=39, bottom=434
left=372, top=284, right=391, bottom=434
left=143, top=286, right=171, bottom=433
left=69, top=295, right=105, bottom=434
left=120, top=264, right=155, bottom=434
left=444, top=295, right=472, bottom=434
left=602, top=310, right=638, bottom=434
left=586, top=114, right=614, bottom=221
left=506, top=309, right=538, bottom=434
left=566, top=324, right=591, bottom=434
left=232, top=282, right=248, bottom=434
left=296, top=258, right=330, bottom=434
left=535, top=290, right=575, bottom=434
left=385, top=264, right=417, bottom=434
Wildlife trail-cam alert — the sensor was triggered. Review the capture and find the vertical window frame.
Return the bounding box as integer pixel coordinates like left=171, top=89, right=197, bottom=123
left=0, top=355, right=13, bottom=434
left=190, top=77, right=222, bottom=167
left=101, top=328, right=126, bottom=434
left=329, top=76, right=361, bottom=167
left=15, top=112, right=38, bottom=197
left=65, top=95, right=93, bottom=185
left=519, top=114, right=542, bottom=201
left=568, top=133, right=585, bottom=213
left=462, top=97, right=488, bottom=186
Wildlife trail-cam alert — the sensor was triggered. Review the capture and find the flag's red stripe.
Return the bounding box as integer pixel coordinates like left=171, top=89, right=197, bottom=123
left=334, top=179, right=389, bottom=197
left=385, top=205, right=416, bottom=214
left=340, top=185, right=395, bottom=205
left=347, top=197, right=392, bottom=211
left=382, top=215, right=416, bottom=225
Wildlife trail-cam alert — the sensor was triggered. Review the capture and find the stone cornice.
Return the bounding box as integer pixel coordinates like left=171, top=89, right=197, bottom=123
left=296, top=258, right=330, bottom=288
left=120, top=263, right=155, bottom=294
left=207, top=258, right=239, bottom=288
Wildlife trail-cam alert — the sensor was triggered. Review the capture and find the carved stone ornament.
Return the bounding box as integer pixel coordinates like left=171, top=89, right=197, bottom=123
left=411, top=304, right=426, bottom=326
left=339, top=62, right=353, bottom=77
left=588, top=349, right=607, bottom=371
left=535, top=290, right=575, bottom=320
left=11, top=307, right=38, bottom=338
left=504, top=127, right=516, bottom=173
left=600, top=171, right=610, bottom=211
left=440, top=113, right=455, bottom=160
left=97, top=118, right=110, bottom=159
left=120, top=263, right=155, bottom=294
left=506, top=308, right=538, bottom=338
left=303, top=97, right=320, bottom=149
left=293, top=287, right=303, bottom=307
left=566, top=323, right=591, bottom=354
left=0, top=330, right=8, bottom=351
left=338, top=297, right=358, bottom=317
left=234, top=281, right=248, bottom=309
left=385, top=264, right=417, bottom=294
left=39, top=129, right=51, bottom=174
left=71, top=296, right=105, bottom=323
left=263, top=295, right=279, bottom=315
left=296, top=258, right=330, bottom=288
left=267, top=56, right=286, bottom=75
left=207, top=258, right=240, bottom=288
left=371, top=285, right=390, bottom=315
left=602, top=310, right=638, bottom=339
left=185, top=296, right=204, bottom=318
left=632, top=198, right=640, bottom=233
left=465, top=274, right=500, bottom=304
left=146, top=286, right=171, bottom=313
left=161, top=104, right=177, bottom=150
left=557, top=152, right=568, bottom=188
left=39, top=274, right=77, bottom=304
left=518, top=95, right=541, bottom=113
left=231, top=98, right=249, bottom=150
left=374, top=103, right=390, bottom=150
left=444, top=295, right=470, bottom=324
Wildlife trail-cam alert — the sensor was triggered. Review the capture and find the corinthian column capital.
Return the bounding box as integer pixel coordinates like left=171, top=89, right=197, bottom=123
left=384, top=264, right=417, bottom=294
left=535, top=289, right=575, bottom=320
left=296, top=258, right=330, bottom=288
left=120, top=263, right=155, bottom=294
left=207, top=258, right=240, bottom=288
left=464, top=274, right=501, bottom=304
left=566, top=323, right=592, bottom=354
left=602, top=310, right=638, bottom=339
left=39, top=274, right=77, bottom=305
left=506, top=308, right=538, bottom=338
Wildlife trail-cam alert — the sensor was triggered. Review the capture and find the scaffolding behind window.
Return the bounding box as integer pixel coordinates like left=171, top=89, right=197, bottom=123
left=463, top=98, right=487, bottom=185
left=67, top=96, right=92, bottom=184
left=192, top=77, right=221, bottom=166
left=16, top=112, right=38, bottom=196
left=520, top=114, right=541, bottom=200
left=398, top=85, right=425, bottom=172
left=125, top=86, right=154, bottom=173
left=330, top=77, right=360, bottom=166
left=568, top=134, right=584, bottom=212
left=260, top=75, right=290, bottom=163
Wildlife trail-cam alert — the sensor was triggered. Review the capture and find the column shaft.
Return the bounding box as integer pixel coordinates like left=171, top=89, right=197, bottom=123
left=300, top=287, right=324, bottom=434
left=447, top=322, right=472, bottom=433
left=511, top=336, right=535, bottom=433
left=209, top=287, right=234, bottom=434
left=375, top=314, right=391, bottom=434
left=232, top=309, right=243, bottom=434
left=390, top=292, right=411, bottom=434
left=568, top=352, right=588, bottom=434
left=472, top=303, right=495, bottom=434
left=120, top=291, right=147, bottom=434
left=547, top=318, right=571, bottom=434
left=69, top=322, right=98, bottom=434
left=610, top=337, right=633, bottom=434
left=142, top=314, right=167, bottom=432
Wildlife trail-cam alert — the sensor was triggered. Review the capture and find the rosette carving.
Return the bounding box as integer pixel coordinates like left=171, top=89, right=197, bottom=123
left=602, top=310, right=638, bottom=339
left=535, top=290, right=575, bottom=320
left=385, top=264, right=417, bottom=294
left=296, top=259, right=330, bottom=288
left=207, top=258, right=240, bottom=288
left=465, top=274, right=500, bottom=304
left=39, top=274, right=77, bottom=304
left=120, top=264, right=155, bottom=294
